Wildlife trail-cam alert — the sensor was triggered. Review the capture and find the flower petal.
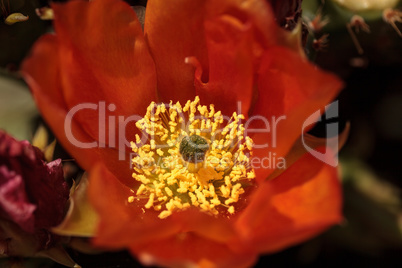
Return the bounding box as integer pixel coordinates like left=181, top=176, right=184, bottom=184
left=191, top=15, right=254, bottom=117
left=130, top=232, right=257, bottom=268
left=21, top=35, right=134, bottom=187
left=170, top=209, right=237, bottom=245
left=145, top=0, right=276, bottom=107
left=268, top=124, right=350, bottom=180
left=53, top=0, right=157, bottom=142
left=89, top=163, right=182, bottom=249
left=250, top=46, right=343, bottom=182
left=0, top=167, right=36, bottom=233
left=21, top=35, right=65, bottom=114
left=89, top=162, right=242, bottom=257
left=144, top=0, right=207, bottom=103
left=24, top=0, right=157, bottom=146
left=236, top=148, right=342, bottom=253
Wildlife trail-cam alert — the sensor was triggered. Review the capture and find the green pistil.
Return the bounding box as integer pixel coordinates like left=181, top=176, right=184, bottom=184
left=179, top=135, right=209, bottom=163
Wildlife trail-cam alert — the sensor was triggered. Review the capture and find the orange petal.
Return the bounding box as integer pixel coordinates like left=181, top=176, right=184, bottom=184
left=130, top=232, right=257, bottom=268
left=267, top=123, right=350, bottom=180
left=191, top=15, right=254, bottom=117
left=50, top=0, right=157, bottom=142
left=89, top=162, right=240, bottom=250
left=236, top=148, right=342, bottom=253
left=170, top=209, right=237, bottom=244
left=250, top=46, right=343, bottom=182
left=145, top=0, right=276, bottom=107
left=89, top=163, right=183, bottom=249
left=21, top=35, right=134, bottom=187
left=144, top=0, right=207, bottom=104
left=21, top=35, right=65, bottom=112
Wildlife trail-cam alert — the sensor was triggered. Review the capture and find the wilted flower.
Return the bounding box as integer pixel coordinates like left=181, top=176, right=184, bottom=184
left=22, top=0, right=344, bottom=266
left=0, top=131, right=71, bottom=264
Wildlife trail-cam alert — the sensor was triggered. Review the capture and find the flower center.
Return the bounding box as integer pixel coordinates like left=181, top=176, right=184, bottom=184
left=179, top=135, right=209, bottom=164
left=129, top=96, right=255, bottom=219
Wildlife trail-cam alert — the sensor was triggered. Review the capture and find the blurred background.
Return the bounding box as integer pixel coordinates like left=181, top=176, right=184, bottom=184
left=0, top=0, right=401, bottom=267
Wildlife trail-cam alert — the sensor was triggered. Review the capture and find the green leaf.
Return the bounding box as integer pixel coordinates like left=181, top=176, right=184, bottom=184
left=0, top=72, right=38, bottom=140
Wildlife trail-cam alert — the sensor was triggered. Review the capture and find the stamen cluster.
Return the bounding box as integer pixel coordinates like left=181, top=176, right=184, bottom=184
left=130, top=97, right=255, bottom=219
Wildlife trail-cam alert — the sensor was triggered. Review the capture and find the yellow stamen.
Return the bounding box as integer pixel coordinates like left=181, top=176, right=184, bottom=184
left=131, top=97, right=255, bottom=219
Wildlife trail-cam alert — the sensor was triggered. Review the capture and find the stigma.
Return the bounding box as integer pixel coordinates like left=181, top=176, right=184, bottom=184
left=130, top=96, right=255, bottom=219
left=180, top=135, right=209, bottom=164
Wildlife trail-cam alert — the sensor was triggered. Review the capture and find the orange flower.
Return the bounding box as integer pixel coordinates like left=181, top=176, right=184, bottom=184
left=22, top=0, right=343, bottom=267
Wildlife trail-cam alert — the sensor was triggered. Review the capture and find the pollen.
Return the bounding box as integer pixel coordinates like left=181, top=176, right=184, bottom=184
left=127, top=196, right=135, bottom=203
left=130, top=96, right=255, bottom=219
